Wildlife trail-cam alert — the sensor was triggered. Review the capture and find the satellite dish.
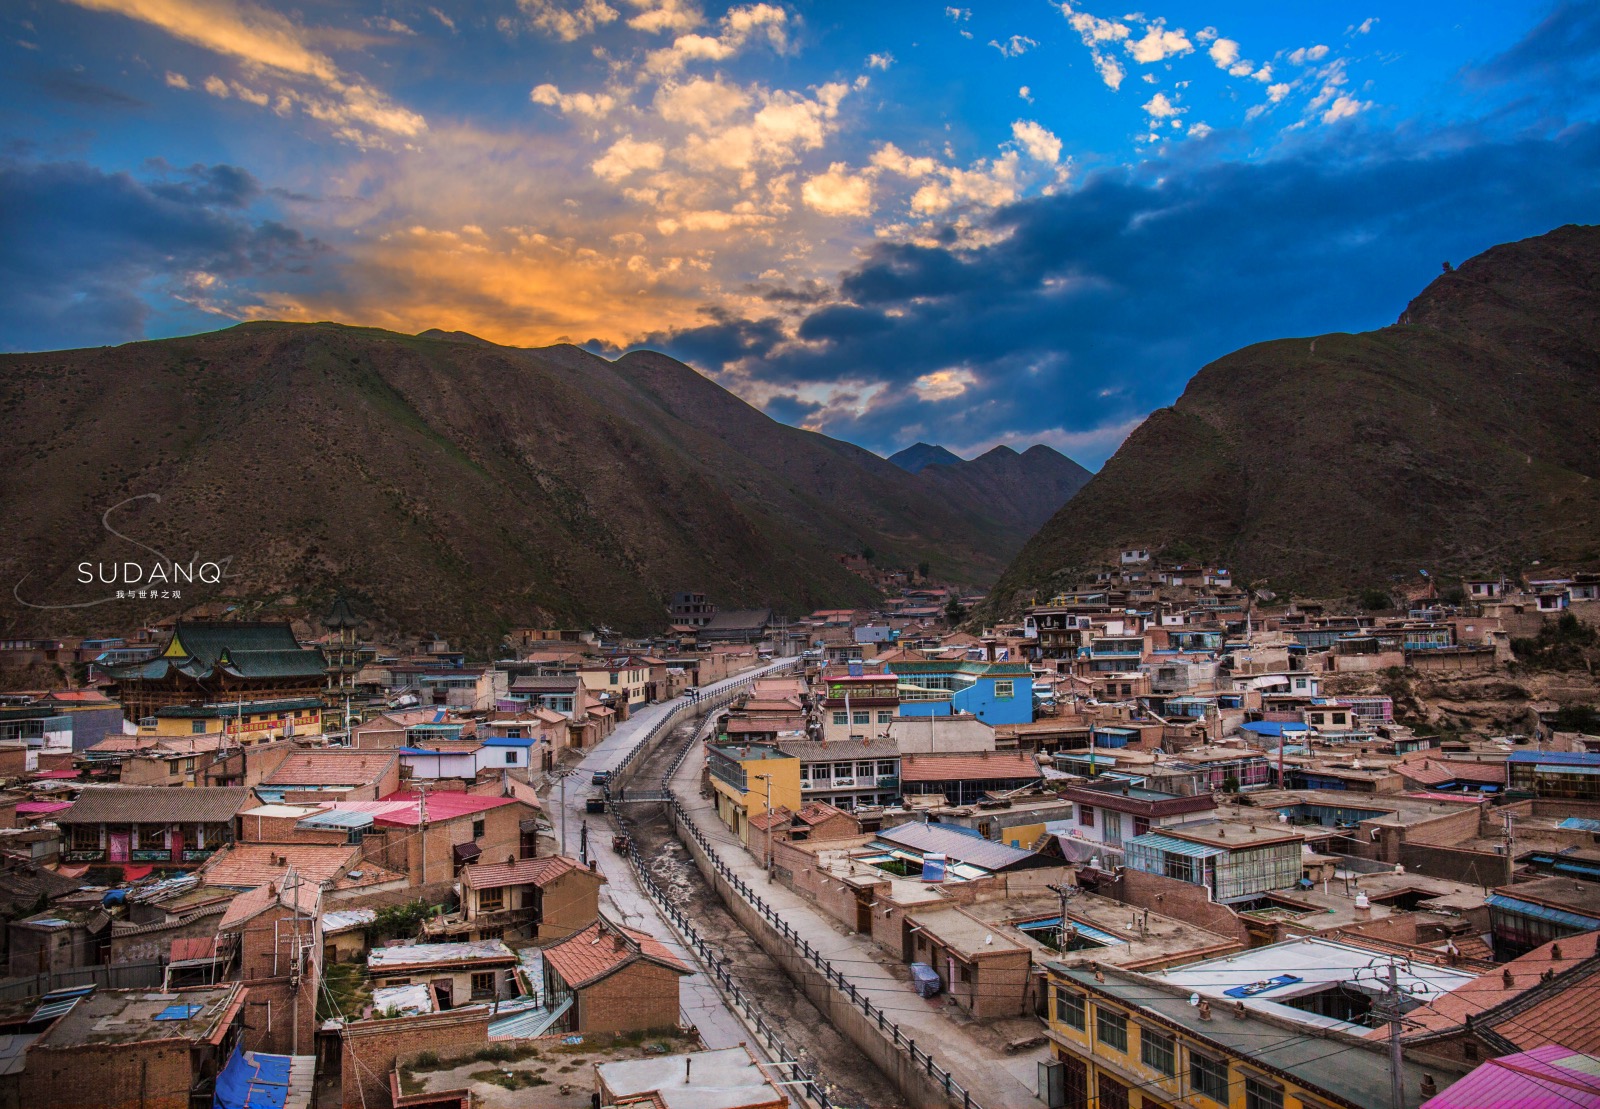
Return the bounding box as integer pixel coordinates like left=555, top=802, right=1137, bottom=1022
left=1189, top=993, right=1201, bottom=1007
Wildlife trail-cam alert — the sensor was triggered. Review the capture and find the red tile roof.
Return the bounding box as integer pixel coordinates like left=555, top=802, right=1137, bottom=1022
left=461, top=855, right=590, bottom=890
left=542, top=917, right=690, bottom=990
left=265, top=750, right=398, bottom=787
left=900, top=751, right=1041, bottom=783
left=201, top=843, right=361, bottom=889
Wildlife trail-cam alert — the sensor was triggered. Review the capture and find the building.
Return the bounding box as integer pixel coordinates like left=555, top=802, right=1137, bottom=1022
left=306, top=791, right=539, bottom=885
left=458, top=854, right=604, bottom=943
left=595, top=1044, right=787, bottom=1109
left=367, top=940, right=521, bottom=1007
left=216, top=877, right=322, bottom=1055
left=1508, top=750, right=1600, bottom=801
left=255, top=749, right=400, bottom=803
left=668, top=591, right=718, bottom=628
left=15, top=984, right=246, bottom=1109
left=1123, top=821, right=1304, bottom=904
left=55, top=785, right=249, bottom=873
left=899, top=751, right=1042, bottom=806
left=1041, top=961, right=1464, bottom=1109
left=707, top=742, right=801, bottom=845
left=578, top=657, right=651, bottom=707
left=1048, top=782, right=1218, bottom=864
left=698, top=609, right=773, bottom=645
left=889, top=659, right=1035, bottom=725
left=774, top=738, right=900, bottom=809
left=541, top=916, right=692, bottom=1034
left=1487, top=877, right=1600, bottom=959
left=103, top=621, right=327, bottom=725
left=818, top=672, right=900, bottom=742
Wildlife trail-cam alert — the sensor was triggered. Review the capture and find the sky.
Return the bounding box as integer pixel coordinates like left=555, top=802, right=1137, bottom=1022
left=3, top=2, right=1599, bottom=467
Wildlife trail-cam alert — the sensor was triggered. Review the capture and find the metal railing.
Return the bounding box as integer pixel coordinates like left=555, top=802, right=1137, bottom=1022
left=606, top=661, right=983, bottom=1109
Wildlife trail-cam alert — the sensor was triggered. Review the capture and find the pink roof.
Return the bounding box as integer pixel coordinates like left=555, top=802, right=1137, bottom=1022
left=15, top=801, right=72, bottom=814
left=375, top=790, right=518, bottom=824
left=1422, top=1045, right=1600, bottom=1108
left=30, top=770, right=81, bottom=780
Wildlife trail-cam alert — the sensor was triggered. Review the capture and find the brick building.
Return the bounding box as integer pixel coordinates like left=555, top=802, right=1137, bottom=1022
left=542, top=916, right=692, bottom=1035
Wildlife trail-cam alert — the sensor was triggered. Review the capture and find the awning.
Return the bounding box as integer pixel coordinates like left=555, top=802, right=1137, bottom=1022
left=1535, top=764, right=1600, bottom=776
left=453, top=841, right=482, bottom=864
left=1487, top=894, right=1600, bottom=931
left=1126, top=832, right=1225, bottom=859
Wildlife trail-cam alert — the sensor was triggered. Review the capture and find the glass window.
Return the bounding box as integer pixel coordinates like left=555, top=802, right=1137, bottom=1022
left=1096, top=1007, right=1128, bottom=1052
left=856, top=762, right=874, bottom=778
left=877, top=760, right=897, bottom=776
left=1190, top=1053, right=1229, bottom=1103
left=191, top=720, right=207, bottom=734
left=1140, top=1026, right=1175, bottom=1076
left=472, top=819, right=485, bottom=839
left=470, top=971, right=497, bottom=998
left=853, top=711, right=869, bottom=725
left=1053, top=986, right=1085, bottom=1030
left=478, top=887, right=504, bottom=913
left=994, top=680, right=1014, bottom=699
left=832, top=712, right=848, bottom=725
left=1079, top=805, right=1095, bottom=828
left=877, top=711, right=894, bottom=723
left=506, top=749, right=519, bottom=764
left=1244, top=1076, right=1282, bottom=1109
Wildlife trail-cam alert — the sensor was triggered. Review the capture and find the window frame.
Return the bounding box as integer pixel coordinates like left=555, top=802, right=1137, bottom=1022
left=1053, top=985, right=1086, bottom=1031
left=1095, top=1006, right=1128, bottom=1052
left=1139, top=1024, right=1176, bottom=1076
left=1244, top=1074, right=1283, bottom=1109
left=477, top=886, right=505, bottom=913
left=470, top=970, right=498, bottom=999
left=1189, top=1051, right=1230, bottom=1104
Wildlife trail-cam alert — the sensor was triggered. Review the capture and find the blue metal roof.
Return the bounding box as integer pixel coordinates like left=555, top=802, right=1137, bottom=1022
left=1486, top=894, right=1600, bottom=931
left=1241, top=721, right=1310, bottom=737
left=297, top=810, right=374, bottom=830
left=1559, top=817, right=1600, bottom=832
left=1509, top=750, right=1600, bottom=765
left=1127, top=831, right=1226, bottom=858
left=480, top=736, right=536, bottom=746
left=1536, top=764, right=1600, bottom=776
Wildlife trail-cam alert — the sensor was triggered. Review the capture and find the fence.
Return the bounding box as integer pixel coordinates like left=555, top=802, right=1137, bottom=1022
left=606, top=661, right=984, bottom=1109
left=0, top=958, right=165, bottom=1003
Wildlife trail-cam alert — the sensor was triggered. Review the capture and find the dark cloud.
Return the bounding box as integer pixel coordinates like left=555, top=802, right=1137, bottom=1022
left=28, top=70, right=146, bottom=109
left=761, top=393, right=822, bottom=425
left=0, top=158, right=321, bottom=352
left=1464, top=1, right=1600, bottom=88
left=638, top=119, right=1600, bottom=465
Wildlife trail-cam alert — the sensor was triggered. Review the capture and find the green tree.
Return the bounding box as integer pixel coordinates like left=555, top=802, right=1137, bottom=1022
left=944, top=596, right=965, bottom=623
left=918, top=561, right=931, bottom=580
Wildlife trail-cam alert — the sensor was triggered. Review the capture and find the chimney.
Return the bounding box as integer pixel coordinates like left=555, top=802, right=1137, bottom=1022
left=1502, top=969, right=1514, bottom=989
left=1552, top=942, right=1564, bottom=961
left=1420, top=1075, right=1437, bottom=1099
left=1197, top=999, right=1212, bottom=1021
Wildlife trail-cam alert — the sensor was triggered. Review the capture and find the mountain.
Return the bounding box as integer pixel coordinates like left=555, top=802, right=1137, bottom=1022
left=983, top=224, right=1600, bottom=617
left=0, top=323, right=1046, bottom=647
left=904, top=444, right=1094, bottom=535
left=888, top=442, right=964, bottom=473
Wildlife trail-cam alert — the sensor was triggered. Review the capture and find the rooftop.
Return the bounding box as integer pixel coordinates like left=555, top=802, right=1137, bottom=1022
left=542, top=917, right=691, bottom=989
left=597, top=1045, right=786, bottom=1109
left=899, top=751, right=1041, bottom=782
left=460, top=855, right=587, bottom=890
left=368, top=940, right=519, bottom=970
left=33, top=985, right=243, bottom=1049
left=55, top=785, right=252, bottom=825
left=263, top=749, right=397, bottom=787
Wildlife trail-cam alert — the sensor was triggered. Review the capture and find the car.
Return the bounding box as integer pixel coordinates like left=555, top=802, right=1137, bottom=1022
left=591, top=770, right=612, bottom=787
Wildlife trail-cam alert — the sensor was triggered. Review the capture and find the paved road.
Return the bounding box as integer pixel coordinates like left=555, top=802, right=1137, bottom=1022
left=671, top=736, right=1051, bottom=1108
left=541, top=660, right=795, bottom=1050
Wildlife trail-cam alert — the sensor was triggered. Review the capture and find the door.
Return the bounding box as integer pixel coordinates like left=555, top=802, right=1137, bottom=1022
left=109, top=831, right=130, bottom=863
left=855, top=892, right=873, bottom=934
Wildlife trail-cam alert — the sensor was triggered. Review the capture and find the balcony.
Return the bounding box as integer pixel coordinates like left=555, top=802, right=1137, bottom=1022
left=877, top=776, right=900, bottom=790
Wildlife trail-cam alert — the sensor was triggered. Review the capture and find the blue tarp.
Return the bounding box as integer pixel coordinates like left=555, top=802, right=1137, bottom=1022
left=1225, top=974, right=1303, bottom=998
left=214, top=1045, right=293, bottom=1109
left=155, top=1004, right=202, bottom=1021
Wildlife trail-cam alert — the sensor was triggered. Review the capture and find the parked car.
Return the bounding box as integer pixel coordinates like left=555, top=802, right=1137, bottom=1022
left=591, top=770, right=612, bottom=787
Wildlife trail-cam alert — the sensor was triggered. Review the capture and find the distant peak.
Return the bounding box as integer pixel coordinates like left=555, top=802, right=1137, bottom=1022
left=888, top=442, right=965, bottom=473
left=417, top=328, right=496, bottom=347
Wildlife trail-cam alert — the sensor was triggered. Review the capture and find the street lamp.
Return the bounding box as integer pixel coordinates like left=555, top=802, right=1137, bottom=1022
left=752, top=772, right=775, bottom=881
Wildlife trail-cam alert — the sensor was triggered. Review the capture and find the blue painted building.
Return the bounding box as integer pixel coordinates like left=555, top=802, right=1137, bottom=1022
left=887, top=660, right=1034, bottom=726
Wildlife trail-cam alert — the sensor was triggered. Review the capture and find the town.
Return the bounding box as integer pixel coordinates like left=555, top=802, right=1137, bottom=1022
left=0, top=557, right=1596, bottom=1109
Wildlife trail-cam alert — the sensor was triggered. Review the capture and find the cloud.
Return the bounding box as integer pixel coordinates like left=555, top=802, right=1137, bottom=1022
left=634, top=121, right=1600, bottom=464
left=867, top=52, right=894, bottom=70
left=531, top=83, right=620, bottom=117
left=653, top=75, right=753, bottom=128
left=1267, top=82, right=1292, bottom=103
left=1011, top=120, right=1062, bottom=164
left=1142, top=92, right=1183, bottom=119
left=592, top=135, right=666, bottom=181
left=871, top=142, right=939, bottom=178
left=0, top=157, right=319, bottom=352
left=1208, top=38, right=1239, bottom=69
left=625, top=0, right=702, bottom=35
left=802, top=162, right=873, bottom=217
left=1322, top=94, right=1370, bottom=124
left=67, top=0, right=426, bottom=140
left=1126, top=22, right=1192, bottom=64
left=1348, top=17, right=1377, bottom=36
left=989, top=35, right=1038, bottom=58
left=1288, top=44, right=1330, bottom=65
left=643, top=2, right=789, bottom=76
left=1463, top=2, right=1600, bottom=89
left=164, top=71, right=189, bottom=88
left=945, top=7, right=970, bottom=21
left=518, top=0, right=619, bottom=41
left=1019, top=85, right=1034, bottom=103
left=1059, top=2, right=1130, bottom=89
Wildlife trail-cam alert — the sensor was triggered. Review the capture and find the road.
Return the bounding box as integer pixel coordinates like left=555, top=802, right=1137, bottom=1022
left=541, top=660, right=795, bottom=1051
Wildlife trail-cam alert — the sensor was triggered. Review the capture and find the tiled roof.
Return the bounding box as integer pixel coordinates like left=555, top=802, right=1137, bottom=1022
left=55, top=785, right=252, bottom=825
left=875, top=822, right=1039, bottom=871
left=200, top=843, right=360, bottom=889
left=460, top=855, right=586, bottom=890
left=899, top=751, right=1041, bottom=782
left=264, top=750, right=397, bottom=787
left=1395, top=760, right=1460, bottom=786
left=796, top=802, right=851, bottom=826
left=103, top=621, right=324, bottom=681
left=542, top=918, right=690, bottom=990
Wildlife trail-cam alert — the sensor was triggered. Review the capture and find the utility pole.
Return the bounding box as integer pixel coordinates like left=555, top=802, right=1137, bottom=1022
left=558, top=771, right=569, bottom=856
left=418, top=782, right=429, bottom=886
left=1381, top=959, right=1406, bottom=1109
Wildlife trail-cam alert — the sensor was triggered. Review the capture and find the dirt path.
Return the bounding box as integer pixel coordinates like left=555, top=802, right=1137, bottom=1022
left=621, top=726, right=910, bottom=1109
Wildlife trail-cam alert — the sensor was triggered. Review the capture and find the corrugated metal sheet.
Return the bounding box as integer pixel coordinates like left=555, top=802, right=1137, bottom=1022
left=1125, top=832, right=1226, bottom=859
left=875, top=822, right=1037, bottom=870
left=1487, top=894, right=1600, bottom=931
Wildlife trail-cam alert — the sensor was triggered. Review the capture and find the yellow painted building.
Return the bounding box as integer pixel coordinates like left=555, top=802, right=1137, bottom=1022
left=706, top=742, right=800, bottom=846
left=1040, top=961, right=1459, bottom=1109
left=137, top=697, right=325, bottom=744
left=580, top=658, right=651, bottom=706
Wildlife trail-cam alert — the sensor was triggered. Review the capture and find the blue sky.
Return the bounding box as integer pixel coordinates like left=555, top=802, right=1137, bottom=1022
left=2, top=1, right=1598, bottom=466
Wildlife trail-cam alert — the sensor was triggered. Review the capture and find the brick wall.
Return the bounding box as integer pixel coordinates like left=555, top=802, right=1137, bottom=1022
left=535, top=866, right=604, bottom=943
left=110, top=905, right=227, bottom=965
left=19, top=1042, right=193, bottom=1109
left=576, top=962, right=683, bottom=1034
left=242, top=975, right=318, bottom=1055
left=238, top=810, right=348, bottom=844
left=1397, top=806, right=1483, bottom=847
left=1109, top=869, right=1250, bottom=945
left=341, top=1009, right=493, bottom=1109
left=1398, top=843, right=1511, bottom=887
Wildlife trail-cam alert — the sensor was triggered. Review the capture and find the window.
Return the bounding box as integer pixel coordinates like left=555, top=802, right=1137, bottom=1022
left=1079, top=805, right=1095, bottom=828
left=191, top=720, right=207, bottom=734
left=472, top=819, right=485, bottom=839
left=609, top=672, right=618, bottom=685
left=852, top=711, right=869, bottom=725
left=833, top=712, right=848, bottom=726
left=1133, top=816, right=1151, bottom=838
left=477, top=887, right=504, bottom=913
left=1053, top=986, right=1086, bottom=1030
left=168, top=760, right=179, bottom=775
left=877, top=711, right=894, bottom=724
left=1097, top=1074, right=1129, bottom=1109
left=71, top=824, right=100, bottom=852
left=139, top=824, right=166, bottom=850
left=994, top=680, right=1014, bottom=699
left=470, top=971, right=497, bottom=998
left=506, top=749, right=520, bottom=764
left=1190, top=1053, right=1229, bottom=1103
left=1096, top=1007, right=1128, bottom=1052
left=1244, top=1076, right=1282, bottom=1109
left=856, top=762, right=874, bottom=778
left=1140, top=1026, right=1175, bottom=1076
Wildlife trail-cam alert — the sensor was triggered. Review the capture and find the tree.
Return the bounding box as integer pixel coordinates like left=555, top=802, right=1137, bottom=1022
left=944, top=596, right=965, bottom=623
left=862, top=547, right=875, bottom=562
left=918, top=561, right=931, bottom=580
left=1359, top=588, right=1391, bottom=611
